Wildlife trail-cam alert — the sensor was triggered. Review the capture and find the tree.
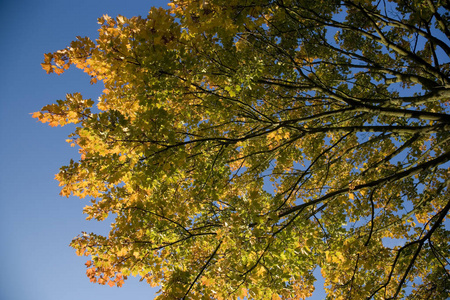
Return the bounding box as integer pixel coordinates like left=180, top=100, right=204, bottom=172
left=34, top=0, right=450, bottom=298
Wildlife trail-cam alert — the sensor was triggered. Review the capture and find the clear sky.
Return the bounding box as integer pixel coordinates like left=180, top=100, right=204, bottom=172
left=0, top=1, right=166, bottom=299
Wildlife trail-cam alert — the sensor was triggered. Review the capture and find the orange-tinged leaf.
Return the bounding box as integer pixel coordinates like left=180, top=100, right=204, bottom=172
left=31, top=112, right=41, bottom=119
left=41, top=63, right=53, bottom=74
left=53, top=67, right=65, bottom=75
left=43, top=53, right=53, bottom=62
left=237, top=288, right=248, bottom=298
left=49, top=120, right=60, bottom=127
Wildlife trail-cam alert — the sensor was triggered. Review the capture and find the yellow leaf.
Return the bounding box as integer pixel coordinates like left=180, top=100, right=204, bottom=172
left=201, top=277, right=214, bottom=286
left=117, top=247, right=128, bottom=256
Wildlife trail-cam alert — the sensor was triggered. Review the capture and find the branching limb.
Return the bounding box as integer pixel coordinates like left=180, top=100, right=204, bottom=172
left=182, top=240, right=223, bottom=299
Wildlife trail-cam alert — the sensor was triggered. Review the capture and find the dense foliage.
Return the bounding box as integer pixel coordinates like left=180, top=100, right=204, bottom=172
left=35, top=0, right=450, bottom=298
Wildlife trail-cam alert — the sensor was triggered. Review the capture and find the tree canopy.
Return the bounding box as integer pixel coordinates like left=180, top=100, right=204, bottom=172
left=34, top=0, right=450, bottom=298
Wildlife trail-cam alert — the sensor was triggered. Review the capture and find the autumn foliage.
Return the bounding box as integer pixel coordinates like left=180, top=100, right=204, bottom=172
left=35, top=0, right=450, bottom=299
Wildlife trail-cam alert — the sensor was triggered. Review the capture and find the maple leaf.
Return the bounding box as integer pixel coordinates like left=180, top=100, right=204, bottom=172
left=41, top=63, right=53, bottom=74
left=53, top=67, right=65, bottom=75
left=31, top=112, right=41, bottom=119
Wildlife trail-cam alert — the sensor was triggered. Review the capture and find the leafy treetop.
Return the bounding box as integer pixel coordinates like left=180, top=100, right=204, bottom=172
left=34, top=0, right=450, bottom=299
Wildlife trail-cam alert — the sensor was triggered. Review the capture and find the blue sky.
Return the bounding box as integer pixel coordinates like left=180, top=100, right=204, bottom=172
left=0, top=1, right=166, bottom=299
